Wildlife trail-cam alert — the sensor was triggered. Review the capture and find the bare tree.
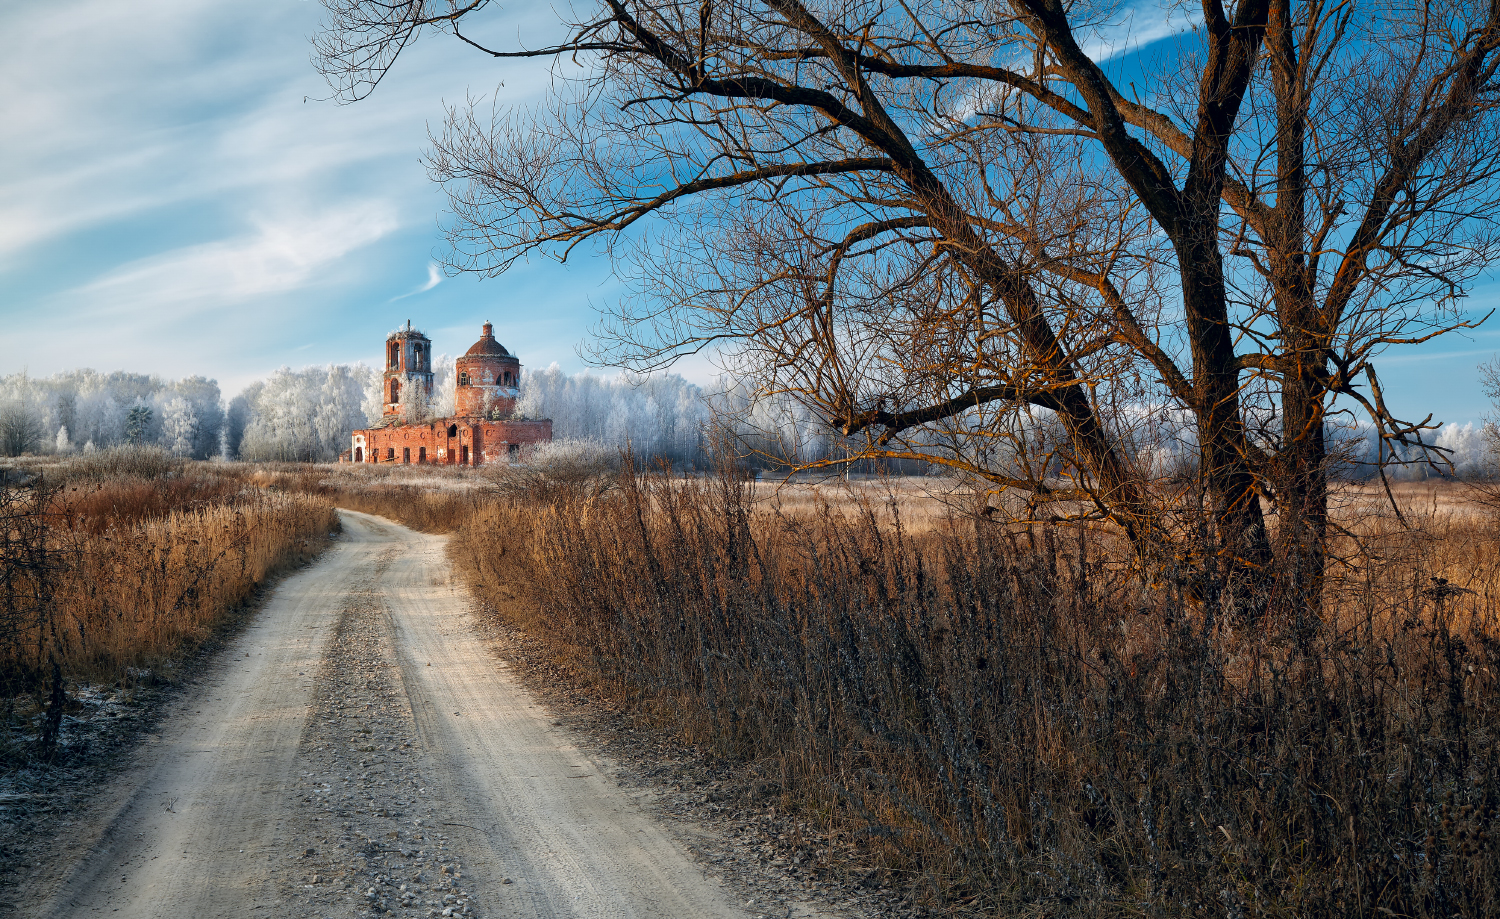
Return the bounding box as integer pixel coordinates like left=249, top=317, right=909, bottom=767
left=317, top=0, right=1500, bottom=617
left=0, top=402, right=45, bottom=457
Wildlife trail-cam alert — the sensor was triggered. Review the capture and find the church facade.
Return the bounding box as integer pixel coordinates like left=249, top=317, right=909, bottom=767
left=349, top=322, right=552, bottom=465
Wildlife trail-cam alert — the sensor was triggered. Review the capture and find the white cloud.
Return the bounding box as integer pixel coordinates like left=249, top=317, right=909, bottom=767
left=391, top=263, right=444, bottom=301
left=0, top=0, right=558, bottom=269
left=1080, top=1, right=1203, bottom=63
left=71, top=203, right=399, bottom=318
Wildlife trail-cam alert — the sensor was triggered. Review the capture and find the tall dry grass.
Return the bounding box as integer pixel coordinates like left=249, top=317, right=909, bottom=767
left=2, top=450, right=336, bottom=757
left=442, top=465, right=1500, bottom=918
left=44, top=492, right=334, bottom=679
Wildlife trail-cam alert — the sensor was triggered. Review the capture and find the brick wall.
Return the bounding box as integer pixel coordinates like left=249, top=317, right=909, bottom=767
left=351, top=419, right=552, bottom=466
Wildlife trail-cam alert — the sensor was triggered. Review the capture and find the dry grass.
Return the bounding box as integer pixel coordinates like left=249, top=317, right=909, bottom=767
left=746, top=475, right=961, bottom=535
left=231, top=461, right=489, bottom=533
left=44, top=492, right=335, bottom=680
left=1, top=451, right=337, bottom=757
left=437, top=465, right=1500, bottom=918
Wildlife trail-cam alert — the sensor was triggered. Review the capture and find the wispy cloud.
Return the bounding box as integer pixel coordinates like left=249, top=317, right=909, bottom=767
left=930, top=0, right=1200, bottom=130
left=0, top=0, right=562, bottom=269
left=1079, top=1, right=1204, bottom=63
left=391, top=263, right=444, bottom=301
left=71, top=203, right=399, bottom=318
left=0, top=0, right=591, bottom=391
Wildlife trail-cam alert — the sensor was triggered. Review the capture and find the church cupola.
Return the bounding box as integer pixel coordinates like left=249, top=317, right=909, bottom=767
left=455, top=322, right=522, bottom=417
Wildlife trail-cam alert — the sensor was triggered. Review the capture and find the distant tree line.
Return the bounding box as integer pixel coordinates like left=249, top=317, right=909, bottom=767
left=0, top=370, right=224, bottom=459
left=229, top=365, right=379, bottom=462
left=2, top=365, right=1492, bottom=477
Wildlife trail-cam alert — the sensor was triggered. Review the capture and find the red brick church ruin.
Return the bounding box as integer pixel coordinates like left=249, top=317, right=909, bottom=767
left=349, top=322, right=552, bottom=465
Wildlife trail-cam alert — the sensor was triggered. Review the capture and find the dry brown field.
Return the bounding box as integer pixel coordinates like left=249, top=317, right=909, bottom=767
left=1, top=450, right=336, bottom=760
left=297, top=460, right=1500, bottom=917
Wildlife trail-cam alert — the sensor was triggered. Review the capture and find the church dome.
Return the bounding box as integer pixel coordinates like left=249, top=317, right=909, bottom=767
left=465, top=322, right=510, bottom=357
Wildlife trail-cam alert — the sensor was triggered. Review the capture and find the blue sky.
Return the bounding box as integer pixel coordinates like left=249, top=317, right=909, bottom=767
left=0, top=0, right=629, bottom=398
left=1, top=1, right=1496, bottom=424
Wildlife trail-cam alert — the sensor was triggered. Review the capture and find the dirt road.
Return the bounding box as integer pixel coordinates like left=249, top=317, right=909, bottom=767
left=24, top=511, right=753, bottom=919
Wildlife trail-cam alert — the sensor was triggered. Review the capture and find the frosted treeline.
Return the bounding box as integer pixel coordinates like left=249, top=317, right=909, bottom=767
left=230, top=365, right=381, bottom=462
left=3, top=365, right=1496, bottom=477
left=0, top=370, right=223, bottom=458
left=516, top=364, right=716, bottom=463
left=227, top=359, right=724, bottom=464
left=231, top=358, right=470, bottom=461
left=1334, top=421, right=1494, bottom=480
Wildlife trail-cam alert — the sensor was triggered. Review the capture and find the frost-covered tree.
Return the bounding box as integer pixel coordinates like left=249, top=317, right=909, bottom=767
left=238, top=369, right=322, bottom=461
left=0, top=369, right=225, bottom=457
left=313, top=365, right=374, bottom=456
left=517, top=365, right=714, bottom=465
left=224, top=388, right=256, bottom=459
left=172, top=376, right=224, bottom=459
left=0, top=402, right=44, bottom=457
left=396, top=368, right=433, bottom=424
left=709, top=377, right=835, bottom=467
left=429, top=354, right=456, bottom=418
left=359, top=369, right=385, bottom=425
left=55, top=393, right=75, bottom=439
left=74, top=391, right=125, bottom=451
left=235, top=364, right=379, bottom=461
left=161, top=397, right=199, bottom=458
left=55, top=425, right=71, bottom=454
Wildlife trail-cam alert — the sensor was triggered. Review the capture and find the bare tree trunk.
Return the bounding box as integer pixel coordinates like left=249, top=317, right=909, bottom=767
left=37, top=656, right=64, bottom=759
left=1279, top=366, right=1328, bottom=616
left=1179, top=235, right=1276, bottom=614
left=1268, top=0, right=1328, bottom=619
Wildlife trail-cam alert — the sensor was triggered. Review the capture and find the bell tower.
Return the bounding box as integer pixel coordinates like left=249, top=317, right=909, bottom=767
left=383, top=320, right=435, bottom=423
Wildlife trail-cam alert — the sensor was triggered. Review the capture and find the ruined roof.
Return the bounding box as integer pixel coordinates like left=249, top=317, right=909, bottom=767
left=463, top=322, right=512, bottom=358
left=387, top=320, right=429, bottom=341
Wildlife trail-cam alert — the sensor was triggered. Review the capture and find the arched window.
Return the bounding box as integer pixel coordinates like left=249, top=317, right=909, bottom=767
left=388, top=342, right=400, bottom=369
left=354, top=447, right=363, bottom=463
left=447, top=424, right=458, bottom=438
left=458, top=371, right=470, bottom=386
left=389, top=380, right=400, bottom=402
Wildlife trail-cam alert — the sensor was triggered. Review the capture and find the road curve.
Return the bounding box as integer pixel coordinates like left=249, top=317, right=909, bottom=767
left=27, top=510, right=749, bottom=919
